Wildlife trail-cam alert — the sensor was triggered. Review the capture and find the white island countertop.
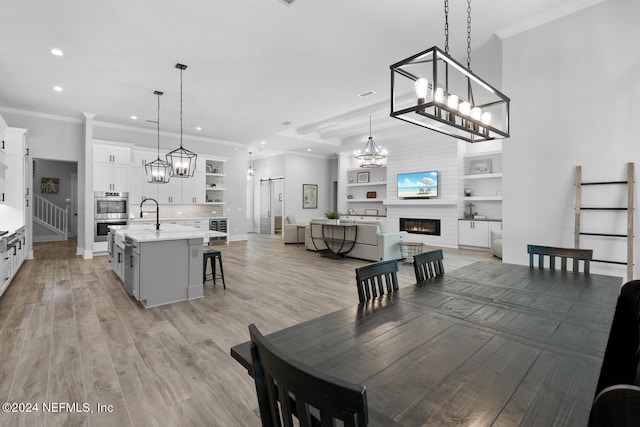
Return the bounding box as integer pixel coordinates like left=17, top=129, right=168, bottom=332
left=111, top=223, right=227, bottom=243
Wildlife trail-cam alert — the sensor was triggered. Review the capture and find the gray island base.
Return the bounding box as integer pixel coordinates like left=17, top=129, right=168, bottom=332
left=108, top=224, right=227, bottom=308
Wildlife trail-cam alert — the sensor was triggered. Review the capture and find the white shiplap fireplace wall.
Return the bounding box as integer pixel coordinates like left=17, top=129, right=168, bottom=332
left=385, top=136, right=465, bottom=248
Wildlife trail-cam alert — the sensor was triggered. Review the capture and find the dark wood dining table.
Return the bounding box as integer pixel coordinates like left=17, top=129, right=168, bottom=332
left=230, top=261, right=622, bottom=426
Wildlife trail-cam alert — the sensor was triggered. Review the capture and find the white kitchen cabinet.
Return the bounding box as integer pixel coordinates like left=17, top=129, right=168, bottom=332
left=0, top=132, right=6, bottom=204
left=458, top=220, right=490, bottom=248
left=181, top=169, right=206, bottom=204
left=184, top=219, right=207, bottom=229
left=93, top=143, right=131, bottom=192
left=157, top=177, right=182, bottom=204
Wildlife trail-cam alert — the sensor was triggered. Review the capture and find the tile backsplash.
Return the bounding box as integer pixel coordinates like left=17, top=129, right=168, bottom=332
left=131, top=204, right=224, bottom=220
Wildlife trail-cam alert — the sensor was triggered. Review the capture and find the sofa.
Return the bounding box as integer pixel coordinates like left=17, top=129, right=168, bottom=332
left=283, top=215, right=307, bottom=244
left=305, top=218, right=407, bottom=262
left=589, top=279, right=640, bottom=426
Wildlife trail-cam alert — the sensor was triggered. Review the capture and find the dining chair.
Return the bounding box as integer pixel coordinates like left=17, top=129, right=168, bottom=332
left=527, top=244, right=593, bottom=274
left=355, top=259, right=399, bottom=303
left=248, top=323, right=368, bottom=427
left=413, top=249, right=445, bottom=282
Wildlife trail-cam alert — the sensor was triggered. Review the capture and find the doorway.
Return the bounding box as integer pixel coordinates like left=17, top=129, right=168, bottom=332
left=259, top=177, right=284, bottom=235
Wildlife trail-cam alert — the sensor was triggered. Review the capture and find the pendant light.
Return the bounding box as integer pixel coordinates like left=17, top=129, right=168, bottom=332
left=390, top=0, right=510, bottom=142
left=167, top=63, right=198, bottom=177
left=247, top=152, right=256, bottom=177
left=353, top=116, right=387, bottom=168
left=145, top=90, right=171, bottom=183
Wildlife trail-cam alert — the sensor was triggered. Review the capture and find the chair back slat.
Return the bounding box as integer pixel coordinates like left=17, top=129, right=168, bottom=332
left=355, top=260, right=399, bottom=303
left=527, top=244, right=593, bottom=274
left=249, top=324, right=368, bottom=427
left=413, top=249, right=445, bottom=282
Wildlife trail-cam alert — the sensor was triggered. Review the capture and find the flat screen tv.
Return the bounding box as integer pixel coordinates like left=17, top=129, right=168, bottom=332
left=397, top=171, right=439, bottom=199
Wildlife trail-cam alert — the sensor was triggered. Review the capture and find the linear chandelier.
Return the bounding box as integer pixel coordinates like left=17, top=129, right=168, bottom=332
left=354, top=116, right=387, bottom=168
left=390, top=0, right=510, bottom=143
left=145, top=90, right=172, bottom=184
left=167, top=63, right=198, bottom=177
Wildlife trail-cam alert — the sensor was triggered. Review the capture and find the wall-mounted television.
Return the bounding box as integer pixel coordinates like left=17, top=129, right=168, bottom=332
left=397, top=171, right=439, bottom=199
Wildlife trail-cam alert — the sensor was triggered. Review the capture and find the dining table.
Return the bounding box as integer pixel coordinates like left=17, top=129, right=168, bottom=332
left=230, top=261, right=622, bottom=426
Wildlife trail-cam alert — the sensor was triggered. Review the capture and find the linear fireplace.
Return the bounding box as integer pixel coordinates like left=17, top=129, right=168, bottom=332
left=400, top=218, right=441, bottom=236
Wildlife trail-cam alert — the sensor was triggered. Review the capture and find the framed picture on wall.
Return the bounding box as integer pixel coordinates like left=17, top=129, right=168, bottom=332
left=357, top=171, right=370, bottom=183
left=302, top=184, right=317, bottom=209
left=41, top=177, right=59, bottom=194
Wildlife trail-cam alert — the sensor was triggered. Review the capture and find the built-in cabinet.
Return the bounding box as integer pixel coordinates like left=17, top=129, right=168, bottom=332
left=345, top=167, right=386, bottom=216
left=93, top=143, right=131, bottom=192
left=458, top=220, right=502, bottom=249
left=205, top=159, right=225, bottom=205
left=0, top=133, right=6, bottom=203
left=1, top=227, right=26, bottom=296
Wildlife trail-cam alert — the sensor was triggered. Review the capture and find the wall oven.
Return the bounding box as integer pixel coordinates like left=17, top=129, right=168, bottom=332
left=94, top=191, right=129, bottom=242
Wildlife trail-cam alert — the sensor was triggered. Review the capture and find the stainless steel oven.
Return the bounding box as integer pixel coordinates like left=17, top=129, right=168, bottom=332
left=94, top=191, right=129, bottom=242
left=94, top=191, right=129, bottom=219
left=94, top=219, right=128, bottom=242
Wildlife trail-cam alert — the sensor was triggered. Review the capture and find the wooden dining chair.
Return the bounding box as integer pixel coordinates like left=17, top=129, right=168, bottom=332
left=248, top=324, right=368, bottom=427
left=413, top=249, right=445, bottom=282
left=355, top=259, right=399, bottom=303
left=527, top=244, right=593, bottom=274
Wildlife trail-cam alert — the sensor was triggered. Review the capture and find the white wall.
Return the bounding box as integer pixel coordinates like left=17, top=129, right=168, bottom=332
left=502, top=0, right=640, bottom=279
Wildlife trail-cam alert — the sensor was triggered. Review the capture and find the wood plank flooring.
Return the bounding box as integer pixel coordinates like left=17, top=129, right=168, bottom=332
left=0, top=234, right=499, bottom=427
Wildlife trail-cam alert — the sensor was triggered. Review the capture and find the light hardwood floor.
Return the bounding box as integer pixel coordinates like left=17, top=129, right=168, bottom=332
left=0, top=234, right=499, bottom=427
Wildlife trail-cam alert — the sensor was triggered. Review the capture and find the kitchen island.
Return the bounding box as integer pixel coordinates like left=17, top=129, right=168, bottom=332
left=108, top=223, right=226, bottom=308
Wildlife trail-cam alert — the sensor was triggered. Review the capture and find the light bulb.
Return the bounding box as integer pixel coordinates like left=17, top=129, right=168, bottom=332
left=481, top=112, right=492, bottom=125
left=447, top=94, right=459, bottom=110
left=414, top=78, right=429, bottom=104
left=434, top=88, right=444, bottom=103
left=470, top=107, right=482, bottom=120
left=459, top=101, right=471, bottom=116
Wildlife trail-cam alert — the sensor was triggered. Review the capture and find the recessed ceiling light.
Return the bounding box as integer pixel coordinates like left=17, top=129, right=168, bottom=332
left=196, top=126, right=202, bottom=131
left=130, top=115, right=138, bottom=120
left=53, top=86, right=63, bottom=92
left=307, top=148, right=311, bottom=152
left=261, top=141, right=266, bottom=145
left=51, top=48, right=63, bottom=56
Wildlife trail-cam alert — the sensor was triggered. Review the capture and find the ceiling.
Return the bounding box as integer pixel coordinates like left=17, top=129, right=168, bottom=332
left=0, top=0, right=602, bottom=158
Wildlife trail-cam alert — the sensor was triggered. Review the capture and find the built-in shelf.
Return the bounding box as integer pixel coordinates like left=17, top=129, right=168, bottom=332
left=463, top=173, right=502, bottom=180
left=464, top=149, right=502, bottom=158
left=346, top=198, right=384, bottom=203
left=463, top=196, right=502, bottom=201
left=385, top=199, right=458, bottom=206
left=346, top=182, right=386, bottom=187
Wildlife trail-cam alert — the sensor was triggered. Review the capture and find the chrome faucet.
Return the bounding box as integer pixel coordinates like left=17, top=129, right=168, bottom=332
left=139, top=198, right=160, bottom=231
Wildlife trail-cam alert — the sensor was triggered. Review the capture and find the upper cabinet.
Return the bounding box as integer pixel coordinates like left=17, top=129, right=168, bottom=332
left=93, top=142, right=131, bottom=192
left=0, top=130, right=6, bottom=203
left=3, top=127, right=30, bottom=213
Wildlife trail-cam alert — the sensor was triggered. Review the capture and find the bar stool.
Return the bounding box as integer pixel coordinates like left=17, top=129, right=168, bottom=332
left=203, top=249, right=226, bottom=289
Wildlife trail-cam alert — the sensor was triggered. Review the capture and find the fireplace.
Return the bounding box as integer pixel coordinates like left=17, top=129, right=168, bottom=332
left=400, top=218, right=441, bottom=236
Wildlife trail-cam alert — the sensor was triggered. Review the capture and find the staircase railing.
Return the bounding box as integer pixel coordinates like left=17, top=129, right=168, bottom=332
left=33, top=194, right=68, bottom=240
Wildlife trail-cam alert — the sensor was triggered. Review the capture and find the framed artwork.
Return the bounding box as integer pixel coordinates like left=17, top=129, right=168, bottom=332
left=357, top=171, right=370, bottom=183
left=366, top=191, right=377, bottom=199
left=364, top=209, right=378, bottom=216
left=469, top=159, right=492, bottom=175
left=302, top=184, right=317, bottom=209
left=41, top=177, right=59, bottom=194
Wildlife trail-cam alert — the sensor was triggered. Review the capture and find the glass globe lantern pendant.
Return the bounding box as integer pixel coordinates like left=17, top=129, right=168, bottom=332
left=390, top=0, right=510, bottom=143
left=354, top=116, right=387, bottom=168
left=145, top=90, right=172, bottom=184
left=167, top=63, right=198, bottom=177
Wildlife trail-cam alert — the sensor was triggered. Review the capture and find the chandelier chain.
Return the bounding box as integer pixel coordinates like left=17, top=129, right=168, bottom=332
left=444, top=0, right=449, bottom=55
left=179, top=68, right=183, bottom=146
left=157, top=92, right=160, bottom=156
left=467, top=0, right=472, bottom=70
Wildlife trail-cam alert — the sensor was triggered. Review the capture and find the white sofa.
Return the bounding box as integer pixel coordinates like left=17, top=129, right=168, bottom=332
left=283, top=215, right=307, bottom=244
left=305, top=219, right=407, bottom=261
